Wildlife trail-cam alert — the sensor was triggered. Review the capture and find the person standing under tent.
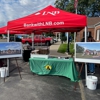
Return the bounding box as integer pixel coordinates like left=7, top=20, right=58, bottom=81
left=87, top=36, right=95, bottom=74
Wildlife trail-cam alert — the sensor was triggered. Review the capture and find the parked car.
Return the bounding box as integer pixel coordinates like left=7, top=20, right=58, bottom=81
left=9, top=34, right=29, bottom=42
left=53, top=38, right=58, bottom=43
left=2, top=34, right=7, bottom=39
left=21, top=35, right=54, bottom=46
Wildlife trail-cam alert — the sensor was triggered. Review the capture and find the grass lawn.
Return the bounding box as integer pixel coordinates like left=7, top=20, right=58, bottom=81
left=57, top=43, right=74, bottom=55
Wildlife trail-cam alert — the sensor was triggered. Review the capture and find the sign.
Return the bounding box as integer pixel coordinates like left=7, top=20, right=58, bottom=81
left=0, top=42, right=22, bottom=58
left=74, top=0, right=78, bottom=9
left=75, top=42, right=100, bottom=63
left=24, top=21, right=64, bottom=27
left=35, top=11, right=60, bottom=16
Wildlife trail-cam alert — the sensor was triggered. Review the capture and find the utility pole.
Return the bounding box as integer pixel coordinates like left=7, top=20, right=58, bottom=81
left=67, top=0, right=78, bottom=53
left=74, top=0, right=78, bottom=49
left=67, top=33, right=70, bottom=53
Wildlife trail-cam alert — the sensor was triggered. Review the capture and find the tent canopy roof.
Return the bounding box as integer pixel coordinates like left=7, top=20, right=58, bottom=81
left=0, top=26, right=43, bottom=34
left=7, top=5, right=87, bottom=32
left=0, top=26, right=25, bottom=34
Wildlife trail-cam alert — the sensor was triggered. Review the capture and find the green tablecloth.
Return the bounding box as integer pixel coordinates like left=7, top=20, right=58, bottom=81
left=29, top=58, right=79, bottom=82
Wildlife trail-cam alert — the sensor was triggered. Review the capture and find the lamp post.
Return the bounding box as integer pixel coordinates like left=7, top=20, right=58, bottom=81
left=67, top=35, right=70, bottom=53
left=67, top=33, right=70, bottom=53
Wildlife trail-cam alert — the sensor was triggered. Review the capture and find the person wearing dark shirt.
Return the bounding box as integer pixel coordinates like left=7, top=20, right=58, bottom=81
left=87, top=36, right=95, bottom=74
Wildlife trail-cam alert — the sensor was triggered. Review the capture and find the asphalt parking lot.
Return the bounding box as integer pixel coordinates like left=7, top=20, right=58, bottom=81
left=0, top=39, right=82, bottom=100
left=0, top=39, right=100, bottom=100
left=0, top=57, right=82, bottom=100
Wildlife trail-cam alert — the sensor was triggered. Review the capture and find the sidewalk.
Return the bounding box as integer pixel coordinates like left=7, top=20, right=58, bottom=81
left=49, top=41, right=70, bottom=57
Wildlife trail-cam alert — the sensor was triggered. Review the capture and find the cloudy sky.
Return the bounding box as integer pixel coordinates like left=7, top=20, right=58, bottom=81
left=0, top=42, right=21, bottom=50
left=0, top=0, right=56, bottom=27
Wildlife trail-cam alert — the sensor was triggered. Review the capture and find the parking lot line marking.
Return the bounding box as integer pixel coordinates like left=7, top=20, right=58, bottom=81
left=79, top=80, right=86, bottom=100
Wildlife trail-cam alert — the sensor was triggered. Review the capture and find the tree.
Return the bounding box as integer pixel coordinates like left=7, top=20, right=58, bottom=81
left=54, top=0, right=69, bottom=10
left=60, top=32, right=67, bottom=43
left=44, top=32, right=55, bottom=37
left=54, top=0, right=100, bottom=17
left=54, top=0, right=100, bottom=53
left=76, top=44, right=84, bottom=53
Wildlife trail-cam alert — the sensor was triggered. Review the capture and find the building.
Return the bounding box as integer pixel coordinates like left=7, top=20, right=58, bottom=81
left=76, top=17, right=100, bottom=42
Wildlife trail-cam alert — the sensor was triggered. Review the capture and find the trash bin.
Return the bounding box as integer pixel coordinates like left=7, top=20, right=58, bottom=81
left=87, top=75, right=98, bottom=90
left=86, top=75, right=91, bottom=86
left=0, top=67, right=6, bottom=77
left=23, top=50, right=32, bottom=62
left=0, top=67, right=8, bottom=77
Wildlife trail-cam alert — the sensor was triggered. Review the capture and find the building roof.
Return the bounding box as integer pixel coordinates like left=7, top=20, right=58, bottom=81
left=87, top=17, right=100, bottom=28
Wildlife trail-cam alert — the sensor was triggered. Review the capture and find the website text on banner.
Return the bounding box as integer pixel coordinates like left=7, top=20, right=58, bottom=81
left=24, top=21, right=64, bottom=27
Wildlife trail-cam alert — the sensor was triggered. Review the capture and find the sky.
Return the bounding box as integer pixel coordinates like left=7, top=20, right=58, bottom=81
left=77, top=43, right=100, bottom=51
left=0, top=42, right=22, bottom=50
left=0, top=0, right=56, bottom=27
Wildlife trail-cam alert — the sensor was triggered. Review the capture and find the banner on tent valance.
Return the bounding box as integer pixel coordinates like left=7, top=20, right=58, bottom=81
left=23, top=21, right=64, bottom=27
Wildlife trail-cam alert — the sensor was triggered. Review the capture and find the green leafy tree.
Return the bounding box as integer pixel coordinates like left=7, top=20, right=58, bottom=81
left=44, top=32, right=55, bottom=37
left=60, top=32, right=67, bottom=43
left=54, top=0, right=69, bottom=10
left=54, top=0, right=100, bottom=17
left=76, top=44, right=84, bottom=53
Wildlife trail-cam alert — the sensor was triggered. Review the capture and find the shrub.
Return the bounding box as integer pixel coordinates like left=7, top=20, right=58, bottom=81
left=57, top=43, right=74, bottom=54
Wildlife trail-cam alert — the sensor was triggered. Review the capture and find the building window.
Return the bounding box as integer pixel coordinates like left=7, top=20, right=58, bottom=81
left=83, top=31, right=91, bottom=37
left=96, top=30, right=100, bottom=41
left=88, top=31, right=92, bottom=37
